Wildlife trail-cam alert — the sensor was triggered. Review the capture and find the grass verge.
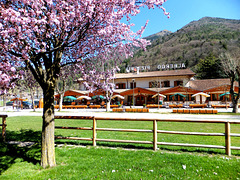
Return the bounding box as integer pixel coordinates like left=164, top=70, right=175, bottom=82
left=0, top=116, right=239, bottom=179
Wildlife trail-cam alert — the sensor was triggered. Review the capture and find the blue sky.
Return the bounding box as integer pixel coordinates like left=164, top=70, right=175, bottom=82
left=130, top=0, right=240, bottom=37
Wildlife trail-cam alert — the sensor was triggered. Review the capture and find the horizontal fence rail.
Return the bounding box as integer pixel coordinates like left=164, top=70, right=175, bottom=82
left=54, top=116, right=240, bottom=156
left=0, top=115, right=8, bottom=142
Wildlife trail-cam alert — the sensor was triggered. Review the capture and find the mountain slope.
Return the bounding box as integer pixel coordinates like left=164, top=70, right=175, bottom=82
left=144, top=29, right=172, bottom=42
left=124, top=17, right=240, bottom=72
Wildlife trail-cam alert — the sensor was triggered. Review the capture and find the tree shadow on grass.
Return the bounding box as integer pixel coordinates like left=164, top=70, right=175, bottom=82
left=0, top=129, right=42, bottom=175
left=55, top=140, right=154, bottom=150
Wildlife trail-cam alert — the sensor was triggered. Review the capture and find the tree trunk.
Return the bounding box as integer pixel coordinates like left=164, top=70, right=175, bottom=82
left=230, top=76, right=239, bottom=113
left=41, top=85, right=56, bottom=168
left=59, top=93, right=63, bottom=111
left=105, top=89, right=111, bottom=112
left=106, top=100, right=110, bottom=112
left=30, top=88, right=36, bottom=112
left=56, top=80, right=66, bottom=112
left=232, top=99, right=239, bottom=113
left=3, top=94, right=6, bottom=111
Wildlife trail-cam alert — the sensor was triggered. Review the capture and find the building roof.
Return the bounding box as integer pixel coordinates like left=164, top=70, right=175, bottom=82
left=187, top=79, right=239, bottom=91
left=146, top=87, right=169, bottom=92
left=114, top=69, right=196, bottom=80
left=120, top=87, right=157, bottom=96
left=55, top=89, right=88, bottom=98
left=159, top=86, right=200, bottom=95
left=77, top=69, right=196, bottom=82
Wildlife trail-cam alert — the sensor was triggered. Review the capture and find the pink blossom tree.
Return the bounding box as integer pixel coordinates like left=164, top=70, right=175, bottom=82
left=78, top=50, right=122, bottom=111
left=0, top=59, right=23, bottom=95
left=0, top=0, right=169, bottom=168
left=0, top=58, right=24, bottom=110
left=20, top=69, right=40, bottom=111
left=79, top=61, right=118, bottom=111
left=56, top=65, right=80, bottom=111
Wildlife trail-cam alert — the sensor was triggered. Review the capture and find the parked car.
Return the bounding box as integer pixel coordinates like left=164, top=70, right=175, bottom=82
left=6, top=101, right=13, bottom=106
left=22, top=101, right=32, bottom=109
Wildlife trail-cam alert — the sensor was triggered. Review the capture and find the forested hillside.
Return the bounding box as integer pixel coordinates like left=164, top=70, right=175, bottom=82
left=121, top=17, right=240, bottom=78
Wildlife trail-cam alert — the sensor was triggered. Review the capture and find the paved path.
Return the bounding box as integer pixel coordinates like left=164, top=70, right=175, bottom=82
left=1, top=107, right=240, bottom=121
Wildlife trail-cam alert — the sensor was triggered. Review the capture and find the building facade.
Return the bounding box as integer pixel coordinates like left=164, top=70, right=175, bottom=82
left=73, top=68, right=240, bottom=106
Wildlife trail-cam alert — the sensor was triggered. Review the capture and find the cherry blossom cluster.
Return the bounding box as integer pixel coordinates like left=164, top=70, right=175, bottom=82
left=0, top=0, right=169, bottom=92
left=76, top=48, right=123, bottom=98
left=0, top=60, right=24, bottom=94
left=79, top=63, right=118, bottom=94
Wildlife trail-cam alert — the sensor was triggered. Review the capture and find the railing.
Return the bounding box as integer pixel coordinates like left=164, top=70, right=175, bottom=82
left=54, top=116, right=240, bottom=156
left=0, top=115, right=8, bottom=142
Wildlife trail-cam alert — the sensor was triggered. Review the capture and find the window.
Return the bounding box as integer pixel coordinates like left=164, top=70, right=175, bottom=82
left=116, top=83, right=126, bottom=89
left=149, top=81, right=160, bottom=88
left=163, top=81, right=170, bottom=87
left=147, top=95, right=154, bottom=103
left=161, top=81, right=164, bottom=88
left=149, top=82, right=153, bottom=88
left=174, top=80, right=183, bottom=87
left=212, top=94, right=217, bottom=101
left=127, top=96, right=133, bottom=105
left=130, top=82, right=136, bottom=89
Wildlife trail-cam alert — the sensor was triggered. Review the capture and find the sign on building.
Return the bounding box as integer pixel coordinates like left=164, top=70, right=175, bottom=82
left=126, top=63, right=185, bottom=72
left=157, top=63, right=185, bottom=70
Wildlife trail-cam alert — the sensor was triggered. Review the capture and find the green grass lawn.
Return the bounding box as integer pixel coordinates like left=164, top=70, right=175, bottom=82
left=0, top=116, right=240, bottom=179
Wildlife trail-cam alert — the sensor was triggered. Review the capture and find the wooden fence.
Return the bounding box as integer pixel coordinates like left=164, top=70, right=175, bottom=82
left=0, top=115, right=8, bottom=142
left=54, top=116, right=240, bottom=156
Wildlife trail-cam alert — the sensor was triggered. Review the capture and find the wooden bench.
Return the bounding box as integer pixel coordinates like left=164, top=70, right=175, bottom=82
left=212, top=104, right=230, bottom=109
left=173, top=109, right=218, bottom=114
left=89, top=105, right=101, bottom=109
left=146, top=104, right=162, bottom=108
left=54, top=105, right=87, bottom=109
left=62, top=105, right=74, bottom=109
left=125, top=108, right=149, bottom=113
left=104, top=105, right=119, bottom=108
left=189, top=104, right=207, bottom=108
left=0, top=115, right=8, bottom=142
left=112, top=108, right=124, bottom=112
left=169, top=104, right=183, bottom=108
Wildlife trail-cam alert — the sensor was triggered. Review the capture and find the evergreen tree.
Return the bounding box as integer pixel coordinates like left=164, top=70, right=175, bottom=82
left=195, top=53, right=226, bottom=79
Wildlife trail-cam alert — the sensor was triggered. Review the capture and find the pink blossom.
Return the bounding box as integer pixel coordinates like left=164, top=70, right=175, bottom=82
left=0, top=0, right=169, bottom=94
left=0, top=60, right=22, bottom=94
left=10, top=67, right=16, bottom=72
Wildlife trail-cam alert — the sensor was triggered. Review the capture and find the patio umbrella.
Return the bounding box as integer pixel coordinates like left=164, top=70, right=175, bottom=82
left=152, top=93, right=166, bottom=98
left=92, top=95, right=106, bottom=100
left=111, top=95, right=125, bottom=99
left=192, top=92, right=210, bottom=97
left=77, top=96, right=91, bottom=100
left=219, top=92, right=237, bottom=97
left=219, top=92, right=230, bottom=97
left=10, top=97, right=26, bottom=101
left=63, top=96, right=77, bottom=100
left=170, top=93, right=186, bottom=97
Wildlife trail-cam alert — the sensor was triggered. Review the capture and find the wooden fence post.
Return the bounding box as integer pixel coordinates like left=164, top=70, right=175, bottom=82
left=225, top=122, right=231, bottom=156
left=153, top=120, right=157, bottom=151
left=2, top=116, right=7, bottom=142
left=93, top=117, right=97, bottom=146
